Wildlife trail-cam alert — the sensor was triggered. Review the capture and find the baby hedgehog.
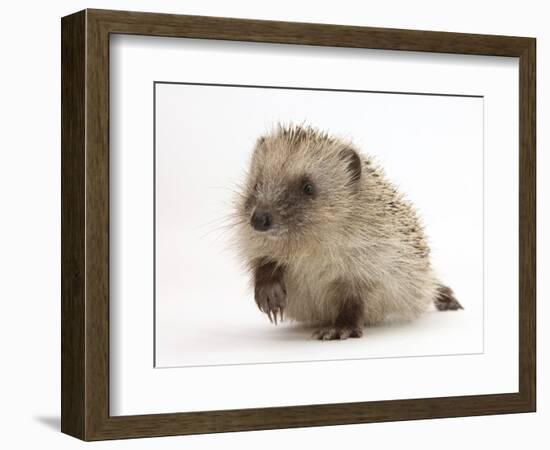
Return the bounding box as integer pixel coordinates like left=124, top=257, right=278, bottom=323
left=235, top=124, right=462, bottom=340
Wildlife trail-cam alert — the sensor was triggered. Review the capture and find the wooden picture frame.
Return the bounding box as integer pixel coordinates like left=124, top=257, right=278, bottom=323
left=61, top=8, right=536, bottom=441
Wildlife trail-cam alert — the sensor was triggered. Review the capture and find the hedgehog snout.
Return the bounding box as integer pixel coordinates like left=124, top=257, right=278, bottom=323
left=251, top=209, right=273, bottom=232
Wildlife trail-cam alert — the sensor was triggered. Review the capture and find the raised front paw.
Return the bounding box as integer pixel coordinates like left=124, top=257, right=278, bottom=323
left=255, top=280, right=286, bottom=325
left=313, top=326, right=364, bottom=340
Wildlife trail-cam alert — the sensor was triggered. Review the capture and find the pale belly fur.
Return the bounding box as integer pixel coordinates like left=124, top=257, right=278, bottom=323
left=282, top=254, right=437, bottom=326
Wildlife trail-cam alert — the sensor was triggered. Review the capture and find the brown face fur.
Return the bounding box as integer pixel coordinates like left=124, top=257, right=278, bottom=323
left=239, top=125, right=362, bottom=244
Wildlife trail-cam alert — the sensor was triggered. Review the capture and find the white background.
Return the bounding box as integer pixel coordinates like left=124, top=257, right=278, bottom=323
left=112, top=36, right=518, bottom=415
left=0, top=0, right=547, bottom=449
left=155, top=84, right=484, bottom=368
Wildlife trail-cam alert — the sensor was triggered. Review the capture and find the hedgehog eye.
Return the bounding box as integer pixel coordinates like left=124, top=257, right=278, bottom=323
left=303, top=182, right=315, bottom=196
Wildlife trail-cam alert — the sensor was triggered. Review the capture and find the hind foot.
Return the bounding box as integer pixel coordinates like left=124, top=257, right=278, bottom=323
left=435, top=285, right=463, bottom=311
left=313, top=326, right=363, bottom=340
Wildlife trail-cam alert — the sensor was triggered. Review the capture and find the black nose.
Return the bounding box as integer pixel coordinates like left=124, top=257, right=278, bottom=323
left=251, top=209, right=273, bottom=231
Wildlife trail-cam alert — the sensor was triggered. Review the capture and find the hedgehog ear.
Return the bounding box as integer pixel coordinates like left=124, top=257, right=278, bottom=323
left=340, top=147, right=361, bottom=184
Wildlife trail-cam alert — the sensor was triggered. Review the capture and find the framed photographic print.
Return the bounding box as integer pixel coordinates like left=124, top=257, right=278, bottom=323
left=61, top=9, right=536, bottom=441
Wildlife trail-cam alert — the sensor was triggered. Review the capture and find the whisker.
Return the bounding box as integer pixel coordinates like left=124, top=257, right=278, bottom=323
left=206, top=184, right=247, bottom=199
left=194, top=212, right=243, bottom=230
left=198, top=219, right=247, bottom=240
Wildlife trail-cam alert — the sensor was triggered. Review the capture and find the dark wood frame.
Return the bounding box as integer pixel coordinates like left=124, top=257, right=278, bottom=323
left=61, top=8, right=536, bottom=441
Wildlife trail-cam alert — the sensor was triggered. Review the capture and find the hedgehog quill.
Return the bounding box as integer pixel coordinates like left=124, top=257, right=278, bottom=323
left=235, top=124, right=462, bottom=340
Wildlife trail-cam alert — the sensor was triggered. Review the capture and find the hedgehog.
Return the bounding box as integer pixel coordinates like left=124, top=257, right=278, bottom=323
left=234, top=124, right=462, bottom=340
